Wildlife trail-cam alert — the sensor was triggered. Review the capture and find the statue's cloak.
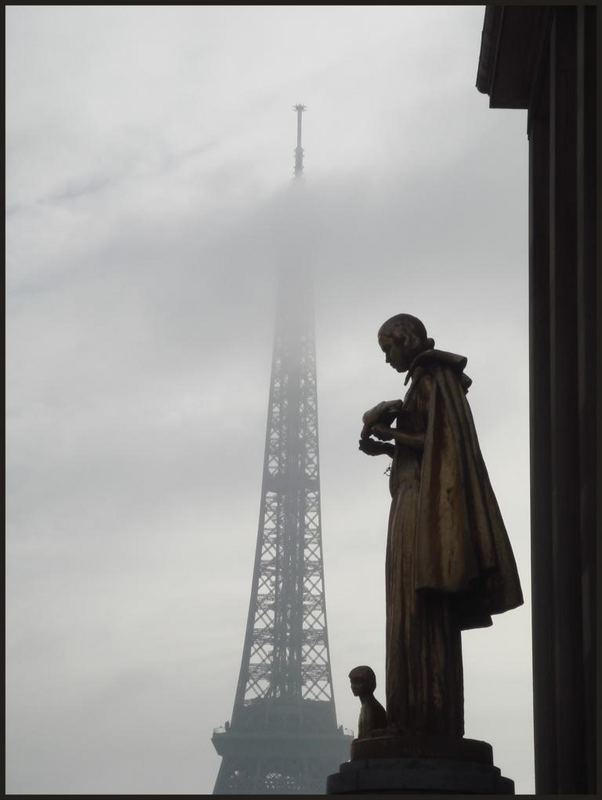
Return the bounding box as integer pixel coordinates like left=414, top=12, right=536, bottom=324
left=405, top=349, right=524, bottom=631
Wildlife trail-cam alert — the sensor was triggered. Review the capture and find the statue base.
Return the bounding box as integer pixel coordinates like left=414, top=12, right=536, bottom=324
left=326, top=756, right=514, bottom=794
left=327, top=737, right=514, bottom=794
left=350, top=733, right=493, bottom=763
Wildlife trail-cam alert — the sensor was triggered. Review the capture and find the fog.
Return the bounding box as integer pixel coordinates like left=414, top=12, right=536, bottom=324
left=6, top=6, right=533, bottom=794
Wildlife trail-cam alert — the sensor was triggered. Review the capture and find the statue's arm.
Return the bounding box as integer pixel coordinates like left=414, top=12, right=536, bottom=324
left=361, top=400, right=404, bottom=441
left=368, top=373, right=432, bottom=451
left=358, top=438, right=395, bottom=457
left=361, top=400, right=403, bottom=431
left=370, top=424, right=425, bottom=451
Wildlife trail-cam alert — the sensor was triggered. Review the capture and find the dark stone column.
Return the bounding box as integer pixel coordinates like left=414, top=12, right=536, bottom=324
left=575, top=6, right=597, bottom=792
left=548, top=9, right=587, bottom=793
left=476, top=6, right=598, bottom=792
left=528, top=30, right=555, bottom=796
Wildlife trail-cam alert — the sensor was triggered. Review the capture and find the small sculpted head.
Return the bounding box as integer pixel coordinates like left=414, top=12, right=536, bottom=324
left=349, top=665, right=377, bottom=698
left=377, top=313, right=434, bottom=373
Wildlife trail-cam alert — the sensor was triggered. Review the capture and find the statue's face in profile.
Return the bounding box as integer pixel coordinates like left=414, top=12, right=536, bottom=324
left=349, top=675, right=368, bottom=696
left=378, top=330, right=415, bottom=373
left=349, top=667, right=376, bottom=696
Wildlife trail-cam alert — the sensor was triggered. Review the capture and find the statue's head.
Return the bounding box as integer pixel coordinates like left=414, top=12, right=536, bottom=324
left=349, top=665, right=377, bottom=697
left=377, top=313, right=434, bottom=373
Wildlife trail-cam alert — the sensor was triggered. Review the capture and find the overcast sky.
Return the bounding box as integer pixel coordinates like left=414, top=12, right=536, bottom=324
left=6, top=5, right=533, bottom=794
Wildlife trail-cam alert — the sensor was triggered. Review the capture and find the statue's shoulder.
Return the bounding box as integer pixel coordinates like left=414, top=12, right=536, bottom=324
left=406, top=349, right=472, bottom=392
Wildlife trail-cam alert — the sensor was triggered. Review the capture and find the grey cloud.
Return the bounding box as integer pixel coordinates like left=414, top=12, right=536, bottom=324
left=6, top=5, right=533, bottom=794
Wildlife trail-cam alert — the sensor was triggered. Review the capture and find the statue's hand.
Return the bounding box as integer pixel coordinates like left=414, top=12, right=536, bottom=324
left=362, top=400, right=403, bottom=429
left=370, top=424, right=396, bottom=442
left=358, top=438, right=394, bottom=457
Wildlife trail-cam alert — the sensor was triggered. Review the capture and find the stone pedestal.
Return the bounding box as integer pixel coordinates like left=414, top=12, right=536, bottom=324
left=327, top=756, right=514, bottom=794
left=326, top=736, right=514, bottom=794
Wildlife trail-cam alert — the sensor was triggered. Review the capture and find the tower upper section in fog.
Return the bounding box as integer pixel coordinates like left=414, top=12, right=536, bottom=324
left=293, top=103, right=306, bottom=177
left=211, top=106, right=352, bottom=794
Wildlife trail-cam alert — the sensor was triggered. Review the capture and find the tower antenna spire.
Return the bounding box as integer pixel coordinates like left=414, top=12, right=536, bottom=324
left=293, top=104, right=306, bottom=177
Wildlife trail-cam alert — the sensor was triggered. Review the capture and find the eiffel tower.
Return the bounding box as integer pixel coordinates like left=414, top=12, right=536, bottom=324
left=211, top=106, right=352, bottom=794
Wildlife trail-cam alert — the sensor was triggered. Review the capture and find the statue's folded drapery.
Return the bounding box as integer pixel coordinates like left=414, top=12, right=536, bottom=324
left=385, top=349, right=523, bottom=737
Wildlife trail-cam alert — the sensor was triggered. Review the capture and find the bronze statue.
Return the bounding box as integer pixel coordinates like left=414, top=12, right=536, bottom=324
left=349, top=666, right=387, bottom=739
left=359, top=313, right=523, bottom=744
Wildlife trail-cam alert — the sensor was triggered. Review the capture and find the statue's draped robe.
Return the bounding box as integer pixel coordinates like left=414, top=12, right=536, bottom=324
left=385, top=350, right=523, bottom=738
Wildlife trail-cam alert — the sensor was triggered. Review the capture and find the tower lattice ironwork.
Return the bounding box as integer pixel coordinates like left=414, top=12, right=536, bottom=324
left=211, top=106, right=352, bottom=794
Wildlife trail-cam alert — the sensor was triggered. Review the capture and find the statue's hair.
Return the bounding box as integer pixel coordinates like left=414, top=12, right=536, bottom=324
left=379, top=313, right=427, bottom=340
left=378, top=313, right=434, bottom=350
left=348, top=665, right=377, bottom=692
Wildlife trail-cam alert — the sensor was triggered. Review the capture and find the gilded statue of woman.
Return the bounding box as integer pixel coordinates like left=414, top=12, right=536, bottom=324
left=359, top=313, right=523, bottom=743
